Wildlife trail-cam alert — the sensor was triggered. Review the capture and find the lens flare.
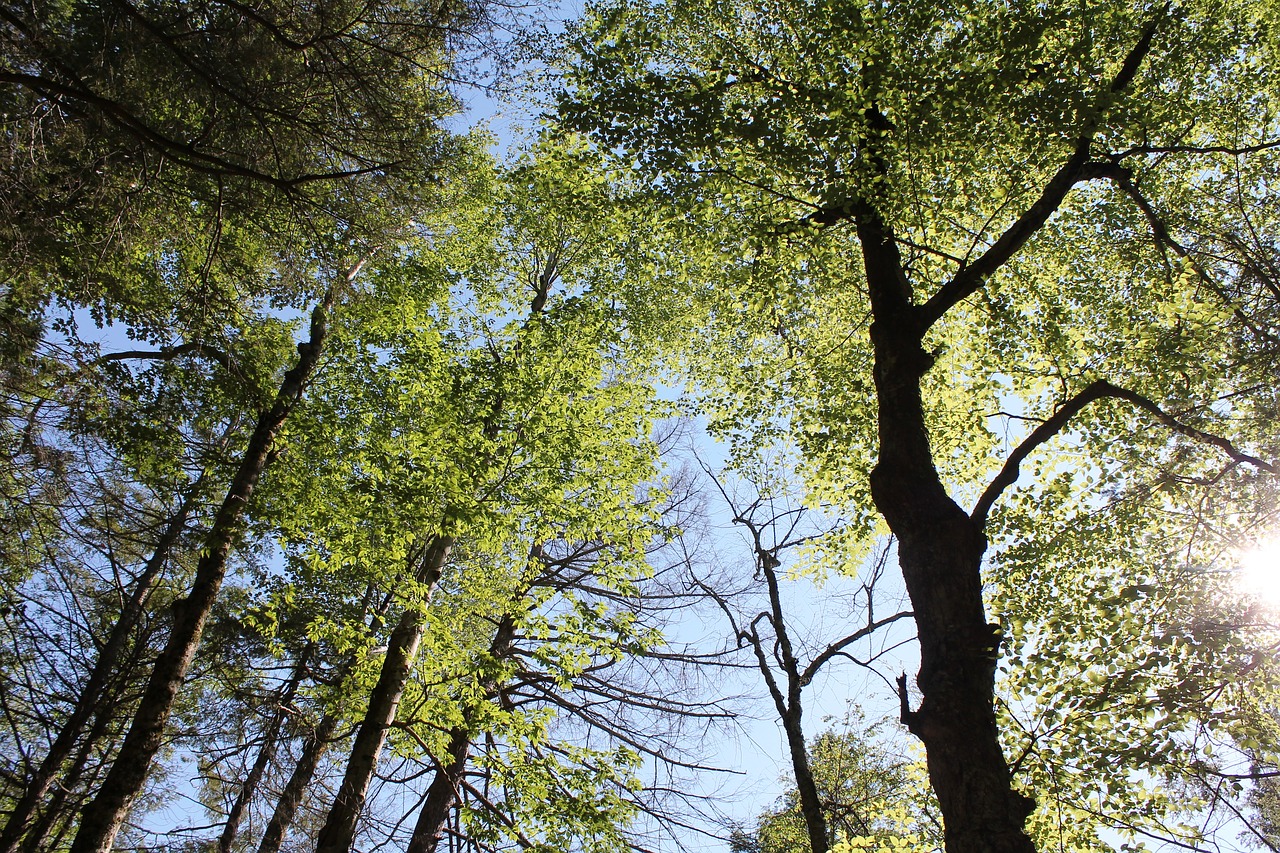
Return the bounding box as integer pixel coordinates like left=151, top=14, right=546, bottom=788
left=1238, top=538, right=1280, bottom=603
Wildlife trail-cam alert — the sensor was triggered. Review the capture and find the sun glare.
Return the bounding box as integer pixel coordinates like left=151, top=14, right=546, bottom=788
left=1239, top=538, right=1280, bottom=604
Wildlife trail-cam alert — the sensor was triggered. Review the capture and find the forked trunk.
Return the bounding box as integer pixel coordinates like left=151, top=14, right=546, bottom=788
left=858, top=211, right=1036, bottom=853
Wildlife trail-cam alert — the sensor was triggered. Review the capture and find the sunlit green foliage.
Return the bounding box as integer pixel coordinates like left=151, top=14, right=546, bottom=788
left=562, top=0, right=1280, bottom=846
left=734, top=714, right=940, bottom=853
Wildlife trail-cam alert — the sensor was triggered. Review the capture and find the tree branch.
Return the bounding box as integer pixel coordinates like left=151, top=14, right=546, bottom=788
left=919, top=146, right=1101, bottom=328
left=1112, top=139, right=1280, bottom=160
left=799, top=610, right=914, bottom=686
left=1097, top=163, right=1280, bottom=346
left=971, top=380, right=1117, bottom=528
left=972, top=379, right=1278, bottom=529
left=1100, top=381, right=1278, bottom=474
left=457, top=781, right=538, bottom=849
left=1107, top=3, right=1172, bottom=94
left=0, top=70, right=395, bottom=189
left=918, top=4, right=1171, bottom=329
left=97, top=342, right=237, bottom=376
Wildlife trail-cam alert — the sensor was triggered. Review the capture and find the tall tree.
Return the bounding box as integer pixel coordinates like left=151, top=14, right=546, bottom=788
left=1, top=1, right=495, bottom=845
left=69, top=267, right=353, bottom=853
left=562, top=0, right=1280, bottom=849
left=255, top=139, right=690, bottom=852
left=697, top=472, right=913, bottom=853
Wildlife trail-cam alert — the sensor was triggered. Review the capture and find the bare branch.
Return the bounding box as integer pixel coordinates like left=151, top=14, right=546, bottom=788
left=800, top=610, right=915, bottom=687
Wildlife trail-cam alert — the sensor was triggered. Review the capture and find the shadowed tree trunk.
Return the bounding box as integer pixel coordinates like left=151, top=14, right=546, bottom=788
left=406, top=614, right=517, bottom=853
left=68, top=269, right=354, bottom=853
left=314, top=535, right=455, bottom=853
left=857, top=197, right=1037, bottom=853
left=0, top=483, right=201, bottom=853
left=828, top=15, right=1170, bottom=851
left=406, top=729, right=471, bottom=853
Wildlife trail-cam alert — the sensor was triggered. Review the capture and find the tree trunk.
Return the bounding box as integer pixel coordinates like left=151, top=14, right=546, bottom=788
left=754, top=549, right=828, bottom=853
left=314, top=535, right=454, bottom=853
left=0, top=487, right=200, bottom=853
left=313, top=257, right=550, bottom=853
left=405, top=614, right=516, bottom=853
left=18, top=684, right=126, bottom=853
left=405, top=729, right=471, bottom=853
left=857, top=210, right=1036, bottom=853
left=255, top=711, right=340, bottom=853
left=780, top=698, right=827, bottom=853
left=68, top=277, right=348, bottom=853
left=217, top=644, right=313, bottom=853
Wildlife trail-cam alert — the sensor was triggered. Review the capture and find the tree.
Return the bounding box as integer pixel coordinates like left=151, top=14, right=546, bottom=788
left=0, top=477, right=210, bottom=853
left=561, top=0, right=1280, bottom=850
left=229, top=138, right=699, bottom=853
left=68, top=267, right=354, bottom=853
left=0, top=0, right=483, bottom=292
left=0, top=236, right=308, bottom=853
left=696, top=469, right=913, bottom=853
left=0, top=1, right=497, bottom=847
left=734, top=715, right=939, bottom=853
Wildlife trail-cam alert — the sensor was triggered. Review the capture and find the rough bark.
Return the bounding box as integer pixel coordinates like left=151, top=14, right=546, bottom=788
left=217, top=644, right=313, bottom=853
left=0, top=487, right=198, bottom=853
left=255, top=711, right=340, bottom=853
left=405, top=614, right=517, bottom=853
left=840, top=19, right=1170, bottom=846
left=256, top=586, right=394, bottom=853
left=68, top=273, right=350, bottom=853
left=856, top=205, right=1036, bottom=853
left=314, top=535, right=455, bottom=853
